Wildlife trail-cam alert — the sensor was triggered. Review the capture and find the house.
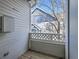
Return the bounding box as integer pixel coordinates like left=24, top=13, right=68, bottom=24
left=31, top=8, right=58, bottom=33
left=31, top=8, right=56, bottom=23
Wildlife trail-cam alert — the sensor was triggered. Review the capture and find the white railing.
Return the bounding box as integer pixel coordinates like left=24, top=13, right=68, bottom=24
left=29, top=33, right=64, bottom=42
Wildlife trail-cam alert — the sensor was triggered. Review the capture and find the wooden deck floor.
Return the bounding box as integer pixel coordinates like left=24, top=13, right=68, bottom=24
left=18, top=51, right=59, bottom=59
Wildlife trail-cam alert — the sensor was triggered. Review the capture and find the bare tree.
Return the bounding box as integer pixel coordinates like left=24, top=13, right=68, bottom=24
left=50, top=0, right=64, bottom=34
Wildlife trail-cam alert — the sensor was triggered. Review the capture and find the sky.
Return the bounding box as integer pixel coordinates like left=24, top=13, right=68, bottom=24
left=36, top=0, right=64, bottom=14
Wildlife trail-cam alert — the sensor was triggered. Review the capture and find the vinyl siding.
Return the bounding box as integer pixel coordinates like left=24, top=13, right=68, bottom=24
left=0, top=0, right=30, bottom=59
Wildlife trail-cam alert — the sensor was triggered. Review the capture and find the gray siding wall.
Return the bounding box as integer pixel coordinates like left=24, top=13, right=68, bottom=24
left=0, top=0, right=30, bottom=59
left=30, top=39, right=65, bottom=58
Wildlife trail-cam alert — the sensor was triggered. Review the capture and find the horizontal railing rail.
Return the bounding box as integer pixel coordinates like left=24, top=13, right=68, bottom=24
left=29, top=33, right=64, bottom=42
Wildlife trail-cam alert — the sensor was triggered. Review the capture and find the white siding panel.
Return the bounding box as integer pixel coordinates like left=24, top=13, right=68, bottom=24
left=0, top=0, right=30, bottom=59
left=30, top=40, right=65, bottom=58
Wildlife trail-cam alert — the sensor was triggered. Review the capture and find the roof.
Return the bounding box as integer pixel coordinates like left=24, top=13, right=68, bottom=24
left=32, top=8, right=57, bottom=21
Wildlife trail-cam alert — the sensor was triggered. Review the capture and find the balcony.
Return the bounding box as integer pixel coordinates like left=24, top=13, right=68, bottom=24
left=29, top=0, right=65, bottom=58
left=29, top=33, right=65, bottom=58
